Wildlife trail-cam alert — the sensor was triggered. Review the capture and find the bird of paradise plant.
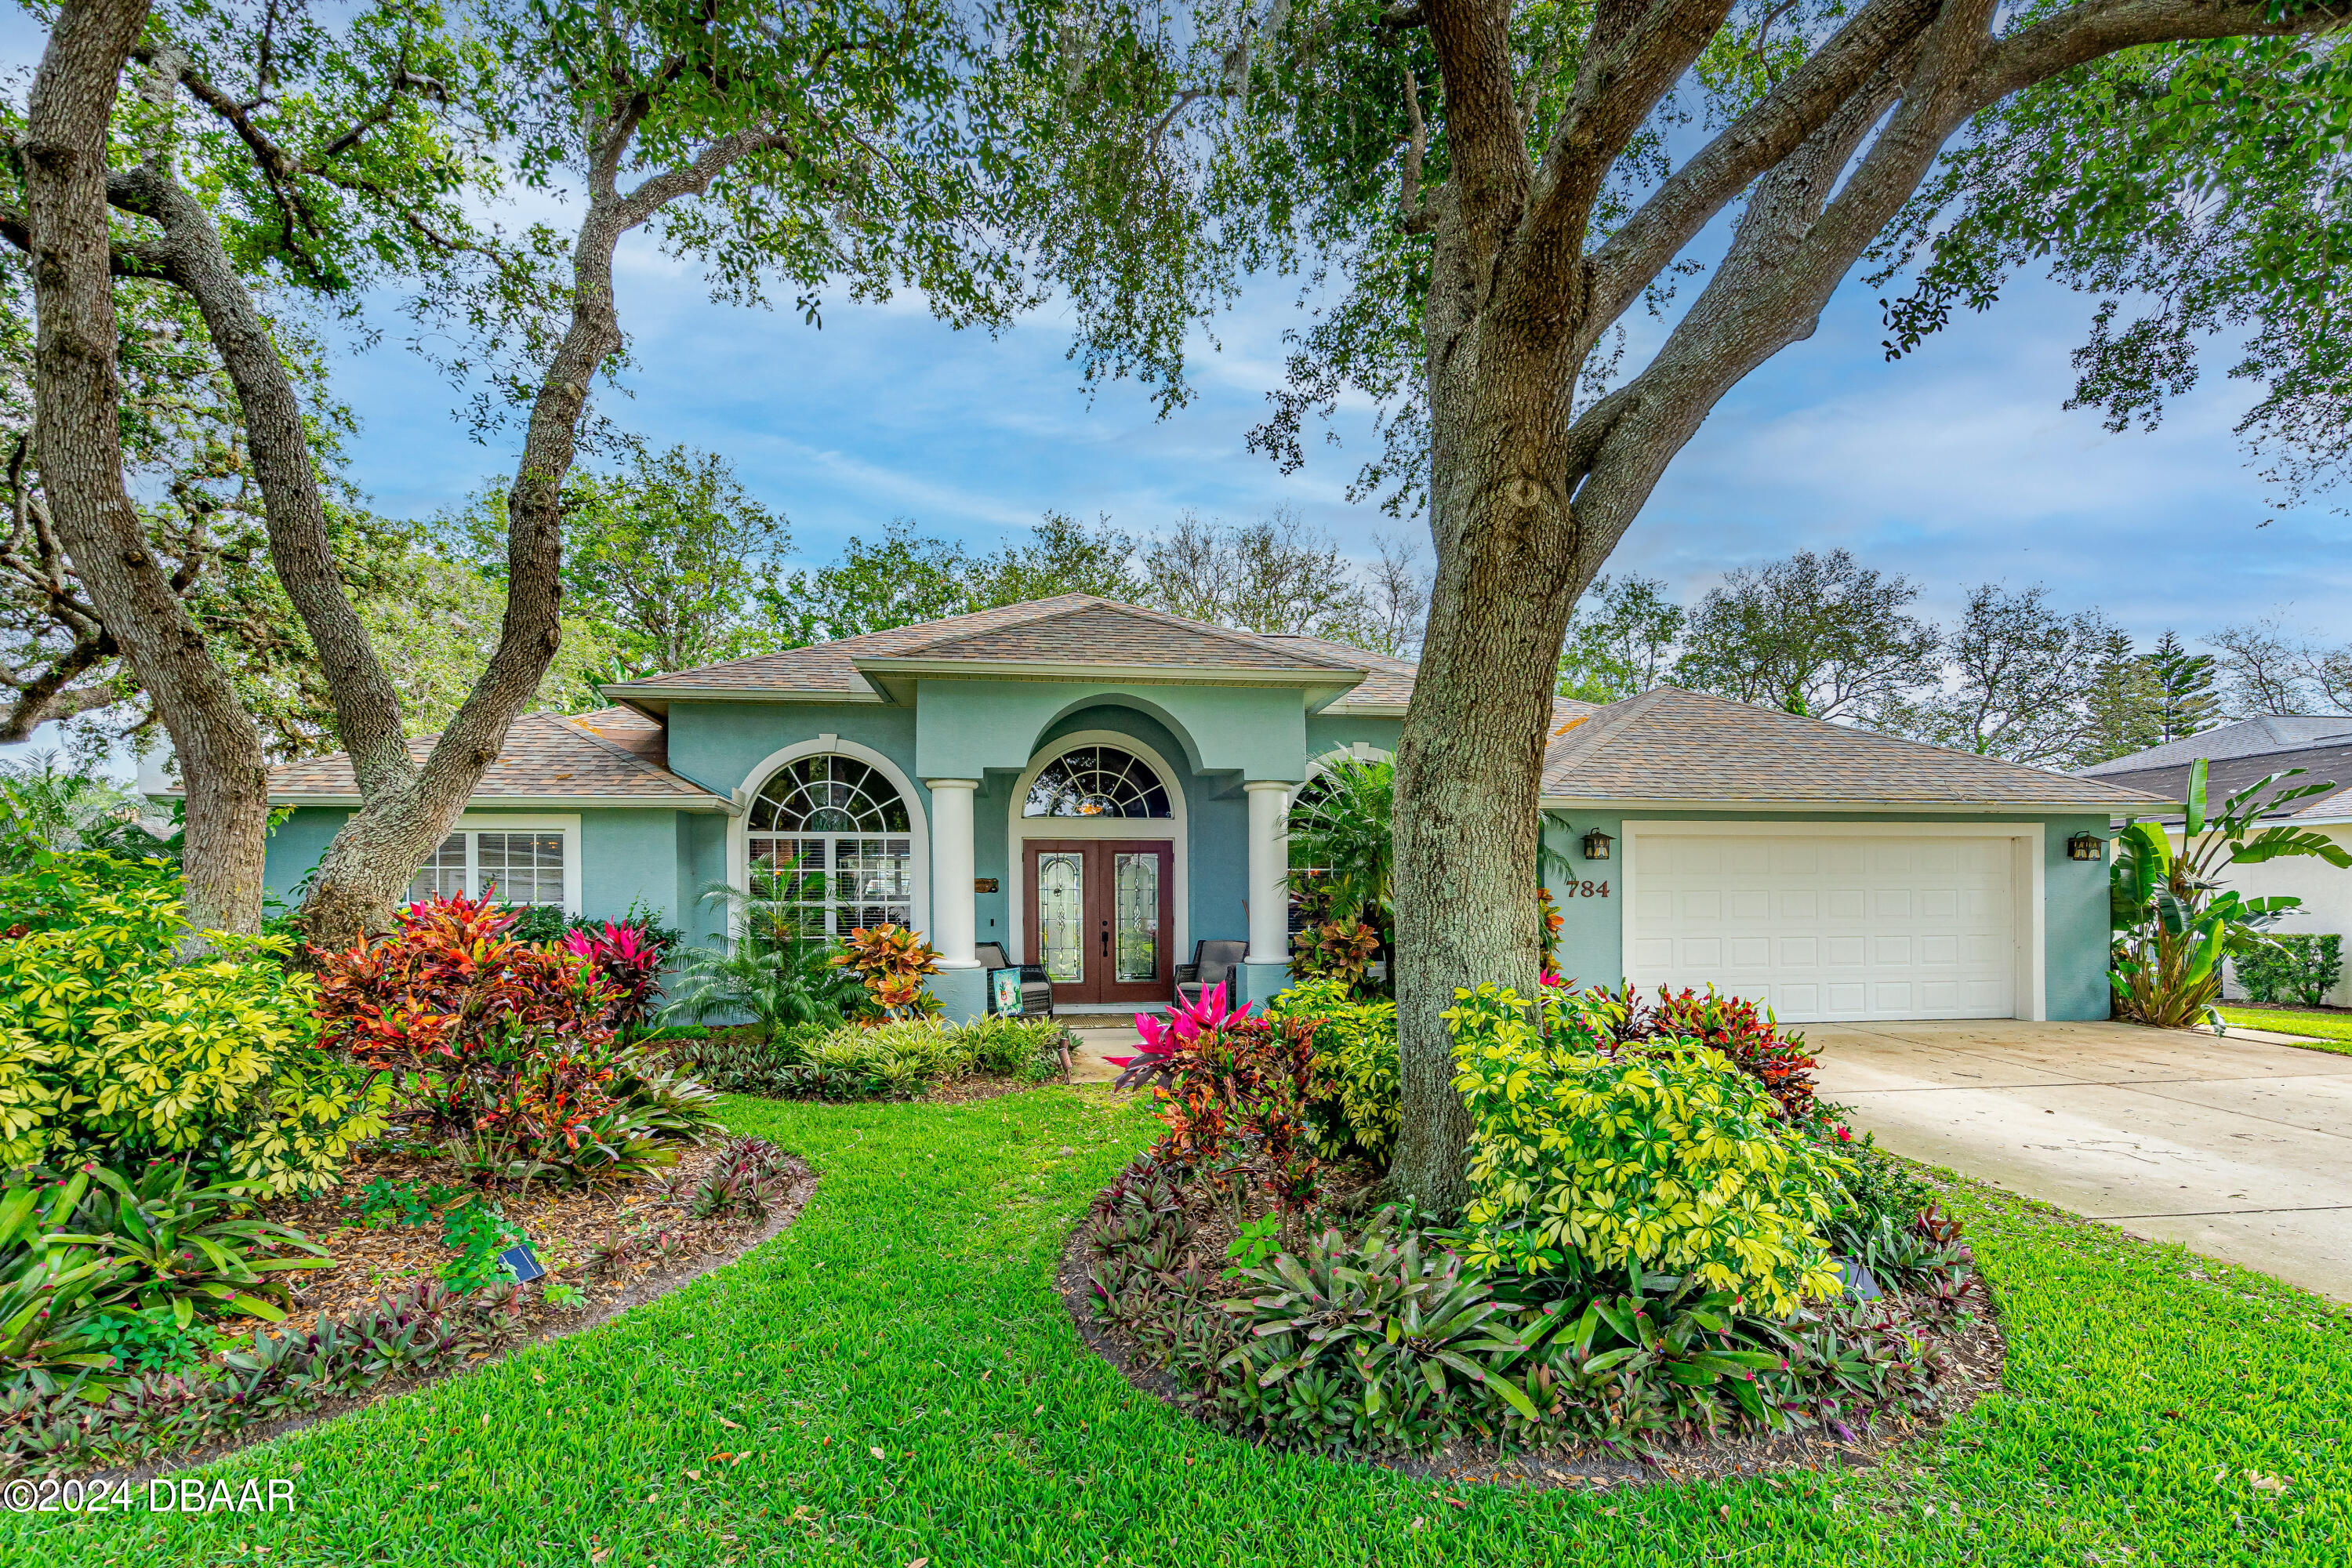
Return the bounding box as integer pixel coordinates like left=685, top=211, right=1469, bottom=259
left=2111, top=759, right=2352, bottom=1029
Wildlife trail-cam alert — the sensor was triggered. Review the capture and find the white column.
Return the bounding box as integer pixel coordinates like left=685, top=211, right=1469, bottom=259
left=1244, top=781, right=1292, bottom=967
left=925, top=779, right=979, bottom=967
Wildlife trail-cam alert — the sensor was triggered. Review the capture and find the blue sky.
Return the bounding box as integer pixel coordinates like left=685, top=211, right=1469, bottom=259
left=343, top=219, right=2336, bottom=649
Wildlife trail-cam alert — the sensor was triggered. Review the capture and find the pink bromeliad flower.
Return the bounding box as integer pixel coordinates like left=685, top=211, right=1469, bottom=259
left=1105, top=982, right=1246, bottom=1076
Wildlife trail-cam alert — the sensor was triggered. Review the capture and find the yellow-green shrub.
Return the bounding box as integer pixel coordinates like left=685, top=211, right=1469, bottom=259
left=1265, top=978, right=1398, bottom=1161
left=1446, top=982, right=1849, bottom=1318
left=0, top=854, right=388, bottom=1193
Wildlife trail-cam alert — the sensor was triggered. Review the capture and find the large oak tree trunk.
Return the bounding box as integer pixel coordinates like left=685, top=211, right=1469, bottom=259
left=293, top=209, right=625, bottom=948
left=23, top=0, right=270, bottom=937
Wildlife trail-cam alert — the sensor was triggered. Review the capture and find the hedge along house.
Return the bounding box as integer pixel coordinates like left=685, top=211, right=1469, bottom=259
left=256, top=593, right=2168, bottom=1025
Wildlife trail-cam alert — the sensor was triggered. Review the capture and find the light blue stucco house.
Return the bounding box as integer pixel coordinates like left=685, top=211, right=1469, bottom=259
left=259, top=594, right=2165, bottom=1024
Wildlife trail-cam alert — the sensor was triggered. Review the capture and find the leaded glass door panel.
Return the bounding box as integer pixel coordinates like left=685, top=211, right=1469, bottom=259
left=1023, top=839, right=1174, bottom=1007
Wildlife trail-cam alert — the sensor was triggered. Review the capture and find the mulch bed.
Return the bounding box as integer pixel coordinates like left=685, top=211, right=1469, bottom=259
left=1056, top=1170, right=2006, bottom=1493
left=235, top=1141, right=811, bottom=1341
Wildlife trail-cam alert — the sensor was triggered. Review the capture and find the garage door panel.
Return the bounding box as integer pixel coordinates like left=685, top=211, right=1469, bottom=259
left=1630, top=831, right=2017, bottom=1024
left=1669, top=840, right=1722, bottom=875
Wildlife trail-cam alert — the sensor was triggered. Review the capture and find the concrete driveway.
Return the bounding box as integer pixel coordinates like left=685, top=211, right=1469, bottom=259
left=1811, top=1018, right=2352, bottom=1301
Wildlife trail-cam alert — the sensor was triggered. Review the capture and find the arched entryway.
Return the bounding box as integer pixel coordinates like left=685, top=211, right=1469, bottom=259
left=1007, top=731, right=1189, bottom=1007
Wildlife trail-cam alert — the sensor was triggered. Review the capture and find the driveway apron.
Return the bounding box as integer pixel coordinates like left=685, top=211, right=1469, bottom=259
left=1811, top=1018, right=2352, bottom=1301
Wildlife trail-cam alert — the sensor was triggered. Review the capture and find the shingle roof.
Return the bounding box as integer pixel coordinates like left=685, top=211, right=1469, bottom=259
left=2085, top=742, right=2352, bottom=821
left=263, top=712, right=727, bottom=806
left=1537, top=687, right=2169, bottom=810
left=612, top=595, right=1370, bottom=696
left=2080, top=716, right=2352, bottom=775
left=1264, top=633, right=1421, bottom=710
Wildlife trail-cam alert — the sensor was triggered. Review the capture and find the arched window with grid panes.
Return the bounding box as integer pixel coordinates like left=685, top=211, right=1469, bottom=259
left=746, top=755, right=915, bottom=938
left=1022, top=743, right=1173, bottom=818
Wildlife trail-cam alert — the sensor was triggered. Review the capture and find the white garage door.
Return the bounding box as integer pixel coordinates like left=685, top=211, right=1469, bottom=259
left=1628, top=833, right=2018, bottom=1022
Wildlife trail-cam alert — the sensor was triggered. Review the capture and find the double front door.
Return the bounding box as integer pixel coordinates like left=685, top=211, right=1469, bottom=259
left=1023, top=839, right=1174, bottom=1007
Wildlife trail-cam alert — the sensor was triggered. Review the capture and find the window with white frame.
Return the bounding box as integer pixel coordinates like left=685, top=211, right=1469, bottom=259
left=405, top=830, right=567, bottom=907
left=746, top=754, right=913, bottom=938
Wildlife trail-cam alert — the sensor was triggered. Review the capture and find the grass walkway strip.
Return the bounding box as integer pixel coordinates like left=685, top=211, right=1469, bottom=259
left=7, top=1086, right=2347, bottom=1566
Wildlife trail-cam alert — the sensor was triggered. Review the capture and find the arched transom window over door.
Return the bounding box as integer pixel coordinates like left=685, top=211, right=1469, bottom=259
left=747, top=755, right=913, bottom=937
left=1023, top=744, right=1173, bottom=818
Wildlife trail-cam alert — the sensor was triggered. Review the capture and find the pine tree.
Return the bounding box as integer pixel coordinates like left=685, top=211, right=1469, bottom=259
left=2076, top=632, right=2162, bottom=765
left=2144, top=631, right=2223, bottom=743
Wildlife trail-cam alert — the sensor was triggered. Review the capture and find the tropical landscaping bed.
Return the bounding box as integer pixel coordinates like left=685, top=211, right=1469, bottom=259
left=0, top=847, right=1048, bottom=1482
left=1040, top=975, right=2008, bottom=1489
left=1055, top=1162, right=2008, bottom=1490
left=3, top=1088, right=2344, bottom=1565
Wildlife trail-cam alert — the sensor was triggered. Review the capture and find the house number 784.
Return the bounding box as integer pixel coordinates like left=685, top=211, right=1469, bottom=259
left=1560, top=880, right=1610, bottom=898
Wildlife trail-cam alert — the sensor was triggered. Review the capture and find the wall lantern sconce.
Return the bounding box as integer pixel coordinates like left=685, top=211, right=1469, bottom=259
left=1581, top=829, right=1615, bottom=862
left=2067, top=833, right=2105, bottom=862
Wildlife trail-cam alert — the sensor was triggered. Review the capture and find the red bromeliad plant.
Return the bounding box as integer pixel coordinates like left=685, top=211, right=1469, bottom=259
left=1582, top=982, right=1820, bottom=1123
left=312, top=893, right=627, bottom=1146
left=560, top=921, right=668, bottom=1033
left=1111, top=984, right=1330, bottom=1221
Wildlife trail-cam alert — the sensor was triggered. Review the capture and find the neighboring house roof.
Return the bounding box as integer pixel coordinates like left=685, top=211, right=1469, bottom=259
left=2079, top=715, right=2352, bottom=775
left=604, top=595, right=1374, bottom=706
left=260, top=711, right=730, bottom=808
left=2083, top=742, right=2352, bottom=822
left=1536, top=686, right=2170, bottom=811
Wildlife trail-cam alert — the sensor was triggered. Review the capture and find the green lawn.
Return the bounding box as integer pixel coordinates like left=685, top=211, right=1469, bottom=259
left=9, top=1087, right=2348, bottom=1566
left=2216, top=1004, right=2352, bottom=1057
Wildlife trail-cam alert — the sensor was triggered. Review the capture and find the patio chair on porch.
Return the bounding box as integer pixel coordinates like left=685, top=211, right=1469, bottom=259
left=1174, top=938, right=1248, bottom=1009
left=976, top=942, right=1055, bottom=1018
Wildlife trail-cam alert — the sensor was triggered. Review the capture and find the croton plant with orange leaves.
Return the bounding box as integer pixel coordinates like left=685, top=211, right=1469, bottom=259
left=831, top=924, right=943, bottom=1021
